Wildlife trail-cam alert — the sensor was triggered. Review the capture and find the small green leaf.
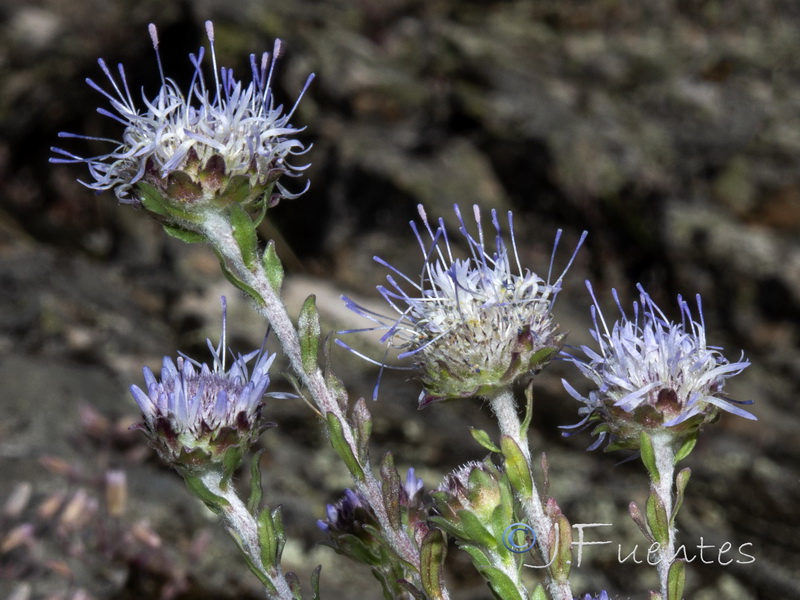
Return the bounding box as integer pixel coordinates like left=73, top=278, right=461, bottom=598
left=220, top=445, right=244, bottom=490
left=211, top=247, right=264, bottom=304
left=285, top=572, right=302, bottom=599
left=459, top=543, right=492, bottom=569
left=420, top=528, right=448, bottom=600
left=163, top=224, right=207, bottom=243
left=272, top=505, right=286, bottom=562
left=247, top=450, right=265, bottom=516
left=629, top=500, right=655, bottom=543
left=551, top=514, right=573, bottom=582
left=183, top=474, right=230, bottom=516
left=229, top=202, right=259, bottom=270
left=500, top=435, right=533, bottom=497
left=640, top=431, right=660, bottom=484
left=379, top=453, right=401, bottom=530
left=136, top=181, right=171, bottom=217
left=470, top=427, right=501, bottom=453
left=477, top=566, right=526, bottom=600
left=674, top=436, right=697, bottom=464
left=520, top=382, right=534, bottom=437
left=326, top=412, right=365, bottom=481
left=457, top=510, right=496, bottom=548
left=671, top=468, right=692, bottom=527
left=257, top=506, right=278, bottom=568
left=646, top=487, right=670, bottom=546
left=299, top=295, right=321, bottom=374
left=262, top=240, right=285, bottom=293
left=540, top=452, right=551, bottom=498
left=667, top=559, right=686, bottom=600
left=353, top=398, right=373, bottom=461
left=532, top=584, right=548, bottom=600
left=310, top=565, right=322, bottom=600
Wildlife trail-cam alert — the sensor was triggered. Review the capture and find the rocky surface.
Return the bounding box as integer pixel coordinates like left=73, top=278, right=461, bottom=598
left=1, top=1, right=799, bottom=599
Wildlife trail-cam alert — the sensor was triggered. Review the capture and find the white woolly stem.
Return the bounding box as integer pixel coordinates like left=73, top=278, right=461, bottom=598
left=198, top=469, right=294, bottom=599
left=489, top=388, right=573, bottom=600
left=203, top=217, right=430, bottom=592
left=650, top=431, right=677, bottom=599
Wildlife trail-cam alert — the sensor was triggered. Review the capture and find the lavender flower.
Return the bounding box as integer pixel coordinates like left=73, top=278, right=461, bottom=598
left=50, top=21, right=312, bottom=214
left=563, top=282, right=755, bottom=450
left=574, top=592, right=610, bottom=600
left=130, top=298, right=281, bottom=473
left=341, top=204, right=585, bottom=407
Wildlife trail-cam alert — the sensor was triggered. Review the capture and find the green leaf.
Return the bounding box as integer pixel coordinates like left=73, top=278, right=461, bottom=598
left=629, top=501, right=655, bottom=543
left=420, top=528, right=448, bottom=600
left=326, top=412, right=365, bottom=481
left=667, top=559, right=686, bottom=600
left=640, top=431, right=660, bottom=484
left=285, top=572, right=303, bottom=599
left=257, top=506, right=278, bottom=568
left=352, top=398, right=373, bottom=461
left=470, top=427, right=501, bottom=453
left=220, top=445, right=244, bottom=490
left=379, top=453, right=401, bottom=530
left=674, top=436, right=697, bottom=464
left=211, top=246, right=265, bottom=304
left=531, top=584, right=548, bottom=600
left=247, top=449, right=266, bottom=516
left=163, top=224, right=207, bottom=243
left=229, top=202, right=259, bottom=270
left=459, top=543, right=492, bottom=569
left=500, top=436, right=533, bottom=498
left=671, top=468, right=692, bottom=527
left=521, top=382, right=534, bottom=437
left=299, top=295, right=321, bottom=374
left=136, top=181, right=172, bottom=217
left=457, top=510, right=496, bottom=548
left=476, top=566, right=526, bottom=600
left=310, top=565, right=322, bottom=600
left=646, top=487, right=670, bottom=546
left=262, top=240, right=285, bottom=293
left=272, top=505, right=286, bottom=562
left=182, top=474, right=230, bottom=516
left=551, top=514, right=573, bottom=581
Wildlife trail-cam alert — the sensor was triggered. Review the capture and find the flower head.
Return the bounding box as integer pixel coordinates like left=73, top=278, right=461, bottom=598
left=51, top=21, right=312, bottom=219
left=562, top=282, right=755, bottom=451
left=340, top=204, right=585, bottom=407
left=130, top=297, right=281, bottom=474
left=318, top=468, right=427, bottom=563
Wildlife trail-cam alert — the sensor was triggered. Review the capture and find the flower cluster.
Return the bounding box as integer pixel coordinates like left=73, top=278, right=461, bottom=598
left=50, top=21, right=312, bottom=213
left=341, top=204, right=585, bottom=407
left=130, top=298, right=280, bottom=474
left=562, top=283, right=755, bottom=450
left=318, top=468, right=426, bottom=563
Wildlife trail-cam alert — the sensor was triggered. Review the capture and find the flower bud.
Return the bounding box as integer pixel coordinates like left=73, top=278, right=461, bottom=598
left=129, top=298, right=279, bottom=477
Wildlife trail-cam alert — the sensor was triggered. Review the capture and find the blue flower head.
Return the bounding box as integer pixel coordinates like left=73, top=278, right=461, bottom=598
left=130, top=297, right=281, bottom=474
left=51, top=21, right=312, bottom=216
left=563, top=282, right=755, bottom=451
left=340, top=204, right=585, bottom=407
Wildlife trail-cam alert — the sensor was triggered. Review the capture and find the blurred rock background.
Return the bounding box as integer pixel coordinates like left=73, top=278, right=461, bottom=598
left=1, top=0, right=798, bottom=598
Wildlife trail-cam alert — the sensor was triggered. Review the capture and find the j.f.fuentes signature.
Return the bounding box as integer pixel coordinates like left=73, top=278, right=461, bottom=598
left=502, top=522, right=755, bottom=567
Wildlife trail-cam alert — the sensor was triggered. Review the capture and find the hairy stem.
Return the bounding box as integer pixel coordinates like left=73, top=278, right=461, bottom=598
left=199, top=469, right=294, bottom=599
left=650, top=431, right=677, bottom=599
left=488, top=388, right=573, bottom=600
left=203, top=217, right=427, bottom=587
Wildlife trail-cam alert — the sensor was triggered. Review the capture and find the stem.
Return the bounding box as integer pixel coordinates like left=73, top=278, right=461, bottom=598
left=488, top=388, right=573, bottom=600
left=650, top=431, right=677, bottom=599
left=199, top=469, right=294, bottom=599
left=203, top=218, right=427, bottom=587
